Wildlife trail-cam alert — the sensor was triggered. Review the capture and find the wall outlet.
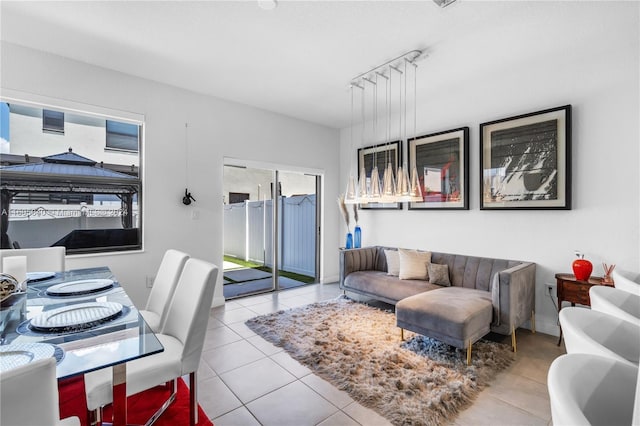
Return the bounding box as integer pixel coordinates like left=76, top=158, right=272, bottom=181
left=546, top=283, right=556, bottom=294
left=146, top=276, right=155, bottom=288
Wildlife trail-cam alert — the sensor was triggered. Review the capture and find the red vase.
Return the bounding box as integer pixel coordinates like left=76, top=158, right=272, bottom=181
left=572, top=258, right=593, bottom=281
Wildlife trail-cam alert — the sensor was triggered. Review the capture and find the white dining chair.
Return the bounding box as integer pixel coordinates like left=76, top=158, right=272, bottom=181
left=138, top=249, right=189, bottom=332
left=548, top=353, right=639, bottom=426
left=0, top=357, right=80, bottom=426
left=84, top=258, right=219, bottom=426
left=590, top=285, right=640, bottom=326
left=612, top=269, right=640, bottom=296
left=0, top=247, right=66, bottom=273
left=559, top=306, right=640, bottom=367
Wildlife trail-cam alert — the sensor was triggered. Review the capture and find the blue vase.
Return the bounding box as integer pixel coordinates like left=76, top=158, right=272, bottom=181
left=345, top=232, right=353, bottom=249
left=354, top=225, right=362, bottom=248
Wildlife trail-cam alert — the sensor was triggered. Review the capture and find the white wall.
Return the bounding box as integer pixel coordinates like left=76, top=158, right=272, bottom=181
left=339, top=3, right=640, bottom=336
left=1, top=41, right=341, bottom=307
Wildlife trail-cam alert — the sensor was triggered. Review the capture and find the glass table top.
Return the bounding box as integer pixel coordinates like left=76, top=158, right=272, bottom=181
left=0, top=266, right=163, bottom=379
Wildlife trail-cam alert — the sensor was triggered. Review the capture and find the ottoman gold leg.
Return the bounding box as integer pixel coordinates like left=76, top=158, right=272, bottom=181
left=511, top=325, right=517, bottom=353
left=467, top=341, right=472, bottom=365
left=531, top=310, right=536, bottom=334
left=400, top=328, right=405, bottom=341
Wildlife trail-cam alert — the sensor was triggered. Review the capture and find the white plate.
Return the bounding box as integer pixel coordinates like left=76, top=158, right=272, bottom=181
left=26, top=271, right=56, bottom=282
left=46, top=278, right=114, bottom=296
left=0, top=343, right=56, bottom=372
left=30, top=301, right=123, bottom=331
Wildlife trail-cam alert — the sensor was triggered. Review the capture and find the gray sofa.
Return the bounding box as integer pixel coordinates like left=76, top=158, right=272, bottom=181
left=339, top=246, right=536, bottom=337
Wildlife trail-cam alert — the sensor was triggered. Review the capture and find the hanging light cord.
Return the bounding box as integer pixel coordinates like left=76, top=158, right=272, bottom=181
left=184, top=122, right=189, bottom=188
left=413, top=62, right=418, bottom=142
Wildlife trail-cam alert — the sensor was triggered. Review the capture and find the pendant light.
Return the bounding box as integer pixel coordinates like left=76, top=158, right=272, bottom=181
left=380, top=68, right=396, bottom=203
left=408, top=61, right=424, bottom=202
left=346, top=49, right=425, bottom=204
left=395, top=61, right=411, bottom=201
left=356, top=80, right=369, bottom=204
left=344, top=83, right=361, bottom=204
left=367, top=76, right=382, bottom=201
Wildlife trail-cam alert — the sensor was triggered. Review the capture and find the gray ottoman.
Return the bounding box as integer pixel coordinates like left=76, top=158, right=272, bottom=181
left=396, top=287, right=493, bottom=364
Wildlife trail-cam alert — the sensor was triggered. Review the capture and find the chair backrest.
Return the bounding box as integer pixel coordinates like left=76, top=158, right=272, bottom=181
left=0, top=247, right=66, bottom=273
left=1, top=357, right=60, bottom=426
left=612, top=269, right=640, bottom=296
left=144, top=249, right=189, bottom=328
left=161, top=258, right=218, bottom=375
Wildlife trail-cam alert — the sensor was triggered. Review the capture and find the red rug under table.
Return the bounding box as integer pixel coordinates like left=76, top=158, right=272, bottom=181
left=58, top=375, right=213, bottom=426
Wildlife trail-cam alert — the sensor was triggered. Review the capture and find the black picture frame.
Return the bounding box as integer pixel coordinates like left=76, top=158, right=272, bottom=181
left=408, top=127, right=469, bottom=210
left=357, top=141, right=402, bottom=210
left=480, top=105, right=572, bottom=210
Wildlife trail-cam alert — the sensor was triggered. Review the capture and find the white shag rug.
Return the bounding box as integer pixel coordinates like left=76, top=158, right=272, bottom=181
left=245, top=298, right=514, bottom=426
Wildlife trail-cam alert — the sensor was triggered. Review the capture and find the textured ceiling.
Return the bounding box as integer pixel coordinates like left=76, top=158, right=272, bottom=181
left=0, top=1, right=628, bottom=129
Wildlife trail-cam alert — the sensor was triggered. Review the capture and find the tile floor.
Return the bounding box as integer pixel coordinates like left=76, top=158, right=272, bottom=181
left=197, top=283, right=565, bottom=426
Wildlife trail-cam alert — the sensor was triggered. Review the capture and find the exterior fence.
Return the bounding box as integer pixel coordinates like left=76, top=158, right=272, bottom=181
left=223, top=194, right=316, bottom=278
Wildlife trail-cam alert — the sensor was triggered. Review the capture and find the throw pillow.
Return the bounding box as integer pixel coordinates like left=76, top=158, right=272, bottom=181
left=398, top=249, right=432, bottom=280
left=385, top=250, right=400, bottom=276
left=428, top=263, right=451, bottom=286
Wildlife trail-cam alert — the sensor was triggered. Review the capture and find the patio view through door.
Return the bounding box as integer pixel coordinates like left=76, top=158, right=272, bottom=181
left=223, top=163, right=320, bottom=299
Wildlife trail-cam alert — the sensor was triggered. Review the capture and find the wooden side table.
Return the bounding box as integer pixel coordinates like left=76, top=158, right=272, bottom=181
left=555, top=273, right=613, bottom=345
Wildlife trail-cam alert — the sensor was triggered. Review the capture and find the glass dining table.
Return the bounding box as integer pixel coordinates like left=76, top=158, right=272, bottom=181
left=0, top=266, right=164, bottom=426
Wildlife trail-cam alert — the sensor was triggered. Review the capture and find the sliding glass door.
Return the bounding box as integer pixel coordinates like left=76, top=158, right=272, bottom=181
left=223, top=163, right=319, bottom=299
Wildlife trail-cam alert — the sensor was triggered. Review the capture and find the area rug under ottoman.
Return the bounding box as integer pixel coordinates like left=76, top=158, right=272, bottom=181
left=246, top=298, right=514, bottom=426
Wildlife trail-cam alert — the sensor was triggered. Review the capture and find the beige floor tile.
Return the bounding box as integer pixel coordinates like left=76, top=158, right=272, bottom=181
left=454, top=393, right=547, bottom=426
left=220, top=357, right=296, bottom=403
left=227, top=320, right=258, bottom=338
left=509, top=354, right=557, bottom=385
left=234, top=294, right=273, bottom=307
left=342, top=402, right=392, bottom=426
left=197, top=376, right=243, bottom=420
left=207, top=316, right=225, bottom=330
left=201, top=339, right=266, bottom=374
left=247, top=300, right=289, bottom=315
left=301, top=374, right=353, bottom=409
left=317, top=411, right=361, bottom=426
left=202, top=325, right=243, bottom=350
left=212, top=300, right=244, bottom=314
left=486, top=371, right=552, bottom=421
left=213, top=406, right=262, bottom=426
left=197, top=360, right=216, bottom=381
left=269, top=351, right=312, bottom=378
left=214, top=306, right=261, bottom=325
left=247, top=334, right=284, bottom=356
left=246, top=381, right=338, bottom=426
left=280, top=295, right=318, bottom=309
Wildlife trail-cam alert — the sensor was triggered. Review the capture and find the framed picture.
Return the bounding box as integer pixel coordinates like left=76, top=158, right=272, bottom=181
left=408, top=127, right=469, bottom=210
left=357, top=141, right=402, bottom=210
left=480, top=105, right=571, bottom=210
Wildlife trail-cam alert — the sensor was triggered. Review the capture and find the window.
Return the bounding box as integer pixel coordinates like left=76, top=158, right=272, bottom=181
left=43, top=109, right=64, bottom=134
left=0, top=101, right=142, bottom=254
left=228, top=192, right=250, bottom=204
left=106, top=120, right=139, bottom=152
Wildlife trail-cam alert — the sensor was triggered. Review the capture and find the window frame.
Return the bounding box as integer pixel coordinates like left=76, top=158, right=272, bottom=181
left=42, top=109, right=65, bottom=134
left=0, top=93, right=145, bottom=255
left=105, top=119, right=140, bottom=153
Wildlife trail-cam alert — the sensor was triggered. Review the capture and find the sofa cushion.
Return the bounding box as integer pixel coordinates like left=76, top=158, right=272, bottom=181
left=384, top=250, right=400, bottom=276
left=344, top=271, right=440, bottom=303
left=398, top=249, right=432, bottom=280
left=428, top=263, right=451, bottom=286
